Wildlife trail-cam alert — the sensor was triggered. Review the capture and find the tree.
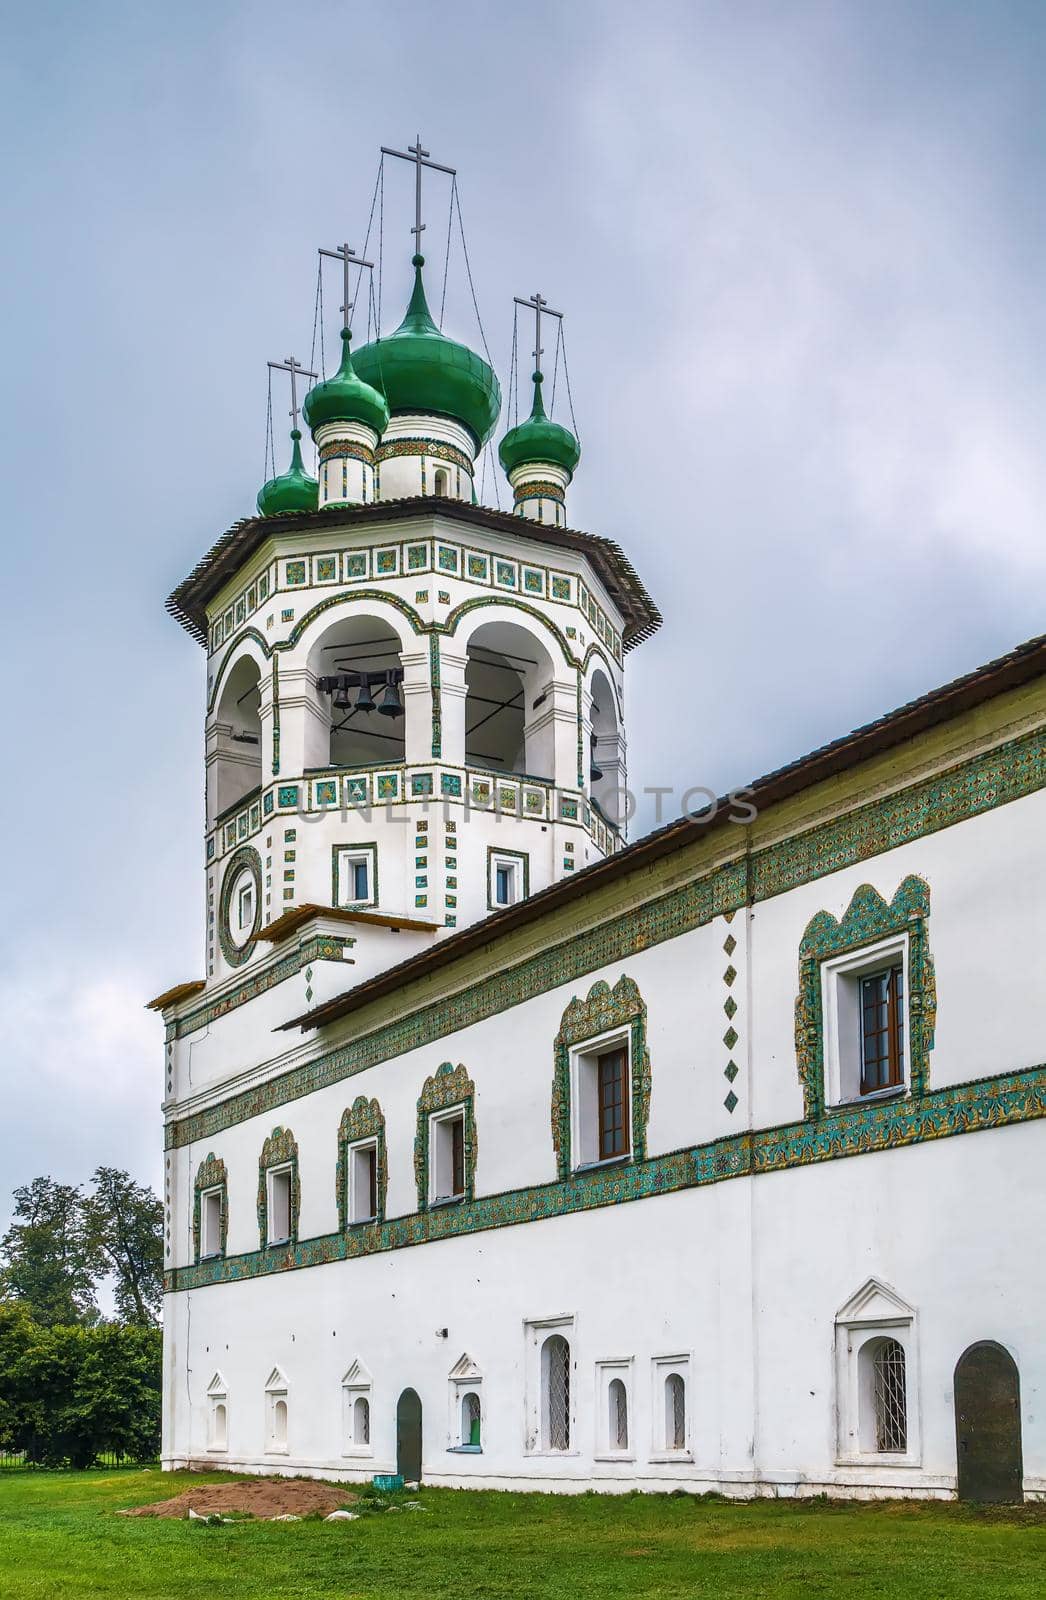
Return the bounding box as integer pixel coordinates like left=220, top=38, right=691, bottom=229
left=82, top=1167, right=164, bottom=1327
left=0, top=1178, right=98, bottom=1326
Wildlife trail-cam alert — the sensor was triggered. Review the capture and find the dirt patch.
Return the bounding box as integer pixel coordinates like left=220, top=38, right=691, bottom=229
left=121, top=1478, right=358, bottom=1520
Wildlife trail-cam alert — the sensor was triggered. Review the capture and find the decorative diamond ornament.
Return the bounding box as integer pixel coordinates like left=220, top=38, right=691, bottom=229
left=723, top=995, right=737, bottom=1019
left=723, top=933, right=737, bottom=957
left=724, top=1090, right=738, bottom=1114
left=724, top=1060, right=739, bottom=1082
left=723, top=964, right=737, bottom=986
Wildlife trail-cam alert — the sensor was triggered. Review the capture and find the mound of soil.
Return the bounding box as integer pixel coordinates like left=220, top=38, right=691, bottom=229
left=121, top=1478, right=358, bottom=1520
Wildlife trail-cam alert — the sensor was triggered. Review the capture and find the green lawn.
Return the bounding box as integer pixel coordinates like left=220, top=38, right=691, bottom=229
left=1, top=1469, right=1043, bottom=1599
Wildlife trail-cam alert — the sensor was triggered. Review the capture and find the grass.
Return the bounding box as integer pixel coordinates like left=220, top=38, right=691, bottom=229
left=0, top=1469, right=1043, bottom=1599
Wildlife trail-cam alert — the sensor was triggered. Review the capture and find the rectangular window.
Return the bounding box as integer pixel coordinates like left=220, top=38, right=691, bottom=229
left=349, top=1141, right=378, bottom=1224
left=268, top=1166, right=292, bottom=1243
left=334, top=845, right=377, bottom=908
left=200, top=1187, right=223, bottom=1258
left=352, top=859, right=369, bottom=901
left=431, top=1110, right=466, bottom=1203
left=237, top=882, right=254, bottom=930
left=488, top=850, right=527, bottom=910
left=597, top=1049, right=629, bottom=1161
left=496, top=864, right=514, bottom=905
left=860, top=967, right=904, bottom=1094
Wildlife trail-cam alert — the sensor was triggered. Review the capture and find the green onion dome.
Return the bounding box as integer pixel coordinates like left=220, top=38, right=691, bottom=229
left=302, top=328, right=390, bottom=436
left=256, top=430, right=319, bottom=517
left=499, top=372, right=580, bottom=479
left=350, top=256, right=501, bottom=450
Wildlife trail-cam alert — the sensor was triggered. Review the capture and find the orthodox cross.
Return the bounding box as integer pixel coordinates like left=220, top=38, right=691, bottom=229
left=513, top=291, right=563, bottom=375
left=267, top=355, right=317, bottom=432
left=380, top=135, right=456, bottom=245
left=318, top=242, right=374, bottom=330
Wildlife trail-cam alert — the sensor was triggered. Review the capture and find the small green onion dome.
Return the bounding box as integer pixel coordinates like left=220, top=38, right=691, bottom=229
left=499, top=372, right=580, bottom=479
left=351, top=256, right=501, bottom=449
left=256, top=430, right=319, bottom=517
left=302, top=328, right=390, bottom=437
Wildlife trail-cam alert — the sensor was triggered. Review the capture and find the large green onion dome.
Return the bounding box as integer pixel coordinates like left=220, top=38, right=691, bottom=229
left=302, top=328, right=390, bottom=436
left=499, top=372, right=580, bottom=479
left=257, top=430, right=319, bottom=517
left=350, top=256, right=501, bottom=449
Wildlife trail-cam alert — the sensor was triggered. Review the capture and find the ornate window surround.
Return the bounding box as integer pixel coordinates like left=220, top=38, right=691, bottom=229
left=552, top=976, right=652, bottom=1180
left=795, top=876, right=936, bottom=1121
left=256, top=1126, right=301, bottom=1248
left=336, top=1096, right=388, bottom=1229
left=414, top=1062, right=477, bottom=1211
left=218, top=844, right=262, bottom=968
left=192, top=1153, right=228, bottom=1264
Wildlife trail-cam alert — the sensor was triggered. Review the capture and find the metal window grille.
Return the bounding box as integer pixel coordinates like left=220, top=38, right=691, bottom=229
left=666, top=1373, right=686, bottom=1450
left=873, top=1339, right=908, bottom=1452
left=609, top=1378, right=628, bottom=1450
left=545, top=1336, right=570, bottom=1451
left=354, top=1395, right=370, bottom=1445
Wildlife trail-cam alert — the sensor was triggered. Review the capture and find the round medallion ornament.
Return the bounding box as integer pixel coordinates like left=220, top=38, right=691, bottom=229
left=218, top=845, right=263, bottom=968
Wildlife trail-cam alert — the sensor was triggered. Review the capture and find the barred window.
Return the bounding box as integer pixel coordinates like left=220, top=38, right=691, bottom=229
left=353, top=1395, right=370, bottom=1446
left=543, top=1334, right=570, bottom=1451
left=461, top=1391, right=481, bottom=1448
left=872, top=1339, right=908, bottom=1452
left=608, top=1378, right=629, bottom=1451
left=665, top=1372, right=686, bottom=1450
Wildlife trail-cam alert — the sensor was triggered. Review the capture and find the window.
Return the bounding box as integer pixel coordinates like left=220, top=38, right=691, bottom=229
left=430, top=1109, right=465, bottom=1203
left=348, top=1140, right=378, bottom=1224
left=821, top=934, right=909, bottom=1106
left=334, top=845, right=377, bottom=909
left=267, top=1166, right=292, bottom=1244
left=835, top=1278, right=919, bottom=1465
left=265, top=1367, right=289, bottom=1454
left=860, top=967, right=904, bottom=1094
left=200, top=1187, right=223, bottom=1259
left=461, top=1391, right=481, bottom=1448
left=570, top=1031, right=632, bottom=1169
left=487, top=849, right=528, bottom=910
left=341, top=1360, right=373, bottom=1456
left=650, top=1355, right=691, bottom=1458
left=237, top=880, right=254, bottom=931
left=595, top=1360, right=633, bottom=1459
left=433, top=467, right=448, bottom=496
left=542, top=1335, right=571, bottom=1452
left=608, top=1379, right=628, bottom=1450
left=448, top=1353, right=484, bottom=1452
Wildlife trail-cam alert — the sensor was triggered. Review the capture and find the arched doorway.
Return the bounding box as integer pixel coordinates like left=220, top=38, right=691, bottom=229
left=396, top=1387, right=423, bottom=1483
left=954, top=1342, right=1023, bottom=1503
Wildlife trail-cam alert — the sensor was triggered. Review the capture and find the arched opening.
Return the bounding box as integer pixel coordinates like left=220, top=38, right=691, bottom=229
left=212, top=1401, right=228, bottom=1450
left=309, top=614, right=406, bottom=768
left=859, top=1336, right=907, bottom=1453
left=433, top=467, right=449, bottom=497
left=541, top=1334, right=570, bottom=1452
left=608, top=1377, right=628, bottom=1451
left=210, top=654, right=262, bottom=820
left=272, top=1397, right=288, bottom=1448
left=354, top=1394, right=371, bottom=1446
left=589, top=666, right=624, bottom=827
left=461, top=1391, right=481, bottom=1448
left=955, top=1342, right=1023, bottom=1503
left=665, top=1372, right=686, bottom=1451
left=465, top=620, right=556, bottom=781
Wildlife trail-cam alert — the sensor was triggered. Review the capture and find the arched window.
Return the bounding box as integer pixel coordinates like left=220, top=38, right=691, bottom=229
left=870, top=1338, right=908, bottom=1452
left=433, top=467, right=448, bottom=497
left=209, top=654, right=262, bottom=822
left=265, top=1366, right=289, bottom=1454
left=465, top=620, right=556, bottom=782
left=608, top=1378, right=628, bottom=1451
left=212, top=1401, right=228, bottom=1450
left=542, top=1334, right=570, bottom=1451
left=589, top=666, right=624, bottom=828
left=273, top=1397, right=288, bottom=1447
left=665, top=1372, right=686, bottom=1451
left=461, top=1391, right=481, bottom=1448
left=353, top=1394, right=370, bottom=1446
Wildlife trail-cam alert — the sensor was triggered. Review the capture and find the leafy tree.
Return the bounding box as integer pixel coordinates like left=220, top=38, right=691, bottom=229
left=0, top=1178, right=97, bottom=1326
left=83, top=1167, right=163, bottom=1327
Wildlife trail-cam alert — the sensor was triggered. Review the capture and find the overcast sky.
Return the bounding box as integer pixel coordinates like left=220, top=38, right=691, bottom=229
left=3, top=0, right=1045, bottom=1218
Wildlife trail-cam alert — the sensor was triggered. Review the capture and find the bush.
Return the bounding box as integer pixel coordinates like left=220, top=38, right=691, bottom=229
left=0, top=1305, right=160, bottom=1466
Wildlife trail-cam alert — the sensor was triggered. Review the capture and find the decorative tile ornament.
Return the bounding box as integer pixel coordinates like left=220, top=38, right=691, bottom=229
left=724, top=1091, right=739, bottom=1114
left=411, top=773, right=434, bottom=798
left=217, top=845, right=262, bottom=969
left=375, top=549, right=397, bottom=575
left=430, top=636, right=442, bottom=758
left=336, top=1097, right=388, bottom=1230
left=467, top=553, right=488, bottom=580
left=285, top=560, right=307, bottom=586
left=376, top=773, right=399, bottom=801
left=407, top=544, right=429, bottom=571
left=495, top=560, right=517, bottom=587
left=277, top=785, right=299, bottom=808
left=794, top=875, right=936, bottom=1121
left=281, top=608, right=294, bottom=622
left=192, top=1153, right=228, bottom=1263
left=315, top=555, right=338, bottom=583
left=551, top=976, right=652, bottom=1180
left=314, top=780, right=338, bottom=806
left=413, top=1063, right=477, bottom=1211
left=346, top=776, right=369, bottom=805
left=256, top=1126, right=300, bottom=1249
left=441, top=774, right=463, bottom=797
left=438, top=546, right=459, bottom=573
left=345, top=553, right=367, bottom=579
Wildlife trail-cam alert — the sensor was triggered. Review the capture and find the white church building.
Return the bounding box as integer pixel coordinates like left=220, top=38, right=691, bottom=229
left=153, top=142, right=1044, bottom=1502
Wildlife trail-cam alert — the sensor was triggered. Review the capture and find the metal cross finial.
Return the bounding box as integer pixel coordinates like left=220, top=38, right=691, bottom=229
left=513, top=292, right=563, bottom=375
left=319, top=242, right=375, bottom=330
left=268, top=355, right=318, bottom=433
left=381, top=135, right=457, bottom=246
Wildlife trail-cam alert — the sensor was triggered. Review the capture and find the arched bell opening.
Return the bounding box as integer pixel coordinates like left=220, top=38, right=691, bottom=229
left=309, top=615, right=406, bottom=769
left=589, top=665, right=624, bottom=826
left=464, top=620, right=556, bottom=783
left=209, top=654, right=262, bottom=822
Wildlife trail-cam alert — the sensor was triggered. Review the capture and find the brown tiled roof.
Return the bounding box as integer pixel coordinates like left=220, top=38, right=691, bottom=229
left=166, top=498, right=661, bottom=651
left=279, top=630, right=1046, bottom=1034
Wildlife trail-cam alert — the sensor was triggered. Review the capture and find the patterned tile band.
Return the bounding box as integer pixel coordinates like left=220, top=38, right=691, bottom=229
left=514, top=480, right=565, bottom=506
left=167, top=723, right=1046, bottom=1149
left=318, top=439, right=375, bottom=466
left=376, top=437, right=473, bottom=476
left=170, top=935, right=354, bottom=1041
left=165, top=1062, right=1046, bottom=1293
